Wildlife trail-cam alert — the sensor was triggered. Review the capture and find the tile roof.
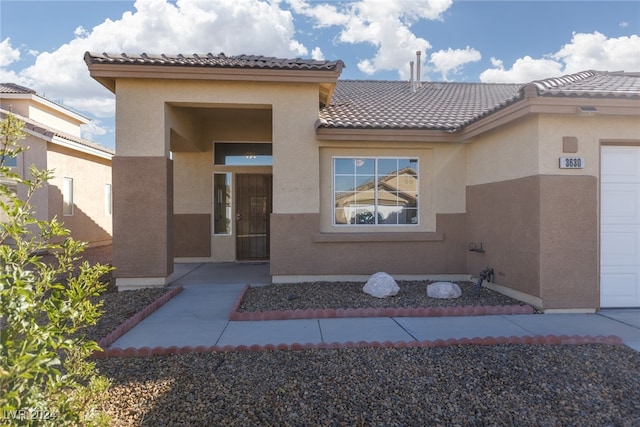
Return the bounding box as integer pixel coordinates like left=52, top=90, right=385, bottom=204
left=0, top=83, right=36, bottom=94
left=84, top=52, right=345, bottom=73
left=318, top=71, right=640, bottom=131
left=0, top=108, right=114, bottom=157
left=318, top=80, right=522, bottom=131
left=531, top=70, right=640, bottom=99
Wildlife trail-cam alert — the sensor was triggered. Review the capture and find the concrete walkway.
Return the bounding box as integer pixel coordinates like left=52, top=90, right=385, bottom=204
left=111, top=263, right=640, bottom=352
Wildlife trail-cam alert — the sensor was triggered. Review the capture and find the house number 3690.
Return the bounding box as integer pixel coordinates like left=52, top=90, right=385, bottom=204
left=559, top=157, right=584, bottom=169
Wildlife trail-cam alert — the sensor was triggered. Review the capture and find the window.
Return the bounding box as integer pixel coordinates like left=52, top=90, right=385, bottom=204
left=213, top=173, right=232, bottom=234
left=214, top=143, right=272, bottom=166
left=104, top=184, right=112, bottom=215
left=333, top=157, right=418, bottom=226
left=2, top=155, right=17, bottom=167
left=62, top=177, right=73, bottom=216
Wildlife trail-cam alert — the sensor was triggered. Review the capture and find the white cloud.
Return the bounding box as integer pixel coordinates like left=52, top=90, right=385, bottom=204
left=4, top=0, right=309, bottom=123
left=429, top=46, right=481, bottom=80
left=619, top=21, right=629, bottom=28
left=0, top=38, right=21, bottom=67
left=287, top=0, right=453, bottom=78
left=480, top=32, right=640, bottom=83
left=80, top=119, right=109, bottom=141
left=554, top=32, right=640, bottom=73
left=311, top=47, right=324, bottom=60
left=480, top=56, right=563, bottom=83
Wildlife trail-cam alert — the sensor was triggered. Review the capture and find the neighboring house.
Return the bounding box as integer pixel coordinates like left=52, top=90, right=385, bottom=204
left=0, top=83, right=113, bottom=247
left=84, top=52, right=640, bottom=312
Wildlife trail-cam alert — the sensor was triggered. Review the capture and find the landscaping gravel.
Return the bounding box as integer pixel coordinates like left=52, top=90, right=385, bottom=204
left=76, top=246, right=640, bottom=426
left=95, top=345, right=640, bottom=426
left=237, top=281, right=529, bottom=312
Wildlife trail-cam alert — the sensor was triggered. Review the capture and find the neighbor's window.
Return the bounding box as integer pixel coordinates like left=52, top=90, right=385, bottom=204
left=104, top=183, right=112, bottom=215
left=213, top=173, right=232, bottom=234
left=333, top=157, right=418, bottom=226
left=62, top=177, right=73, bottom=216
left=3, top=155, right=17, bottom=167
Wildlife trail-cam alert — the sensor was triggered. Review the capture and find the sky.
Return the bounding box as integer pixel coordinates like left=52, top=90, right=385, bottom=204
left=0, top=0, right=639, bottom=150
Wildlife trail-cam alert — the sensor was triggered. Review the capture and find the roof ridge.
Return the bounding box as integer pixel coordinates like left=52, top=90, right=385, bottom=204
left=84, top=51, right=345, bottom=72
left=530, top=70, right=599, bottom=91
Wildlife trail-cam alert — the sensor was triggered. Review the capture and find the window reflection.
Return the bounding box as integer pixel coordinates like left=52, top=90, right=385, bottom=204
left=334, top=157, right=418, bottom=225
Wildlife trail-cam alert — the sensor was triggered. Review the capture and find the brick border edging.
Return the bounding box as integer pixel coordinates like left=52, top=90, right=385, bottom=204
left=92, top=334, right=624, bottom=358
left=229, top=284, right=535, bottom=321
left=95, top=285, right=184, bottom=350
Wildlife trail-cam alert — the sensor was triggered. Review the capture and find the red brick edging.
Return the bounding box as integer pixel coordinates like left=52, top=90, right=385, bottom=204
left=96, top=285, right=184, bottom=350
left=92, top=334, right=624, bottom=358
left=228, top=284, right=535, bottom=321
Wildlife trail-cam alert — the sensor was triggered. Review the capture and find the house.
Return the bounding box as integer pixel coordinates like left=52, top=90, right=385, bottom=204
left=0, top=83, right=113, bottom=247
left=84, top=52, right=640, bottom=311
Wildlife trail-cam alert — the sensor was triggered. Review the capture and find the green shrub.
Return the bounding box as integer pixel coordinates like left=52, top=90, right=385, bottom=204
left=0, top=113, right=113, bottom=426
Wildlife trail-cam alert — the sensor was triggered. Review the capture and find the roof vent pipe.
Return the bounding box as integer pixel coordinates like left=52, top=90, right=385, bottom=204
left=409, top=61, right=415, bottom=92
left=416, top=51, right=421, bottom=88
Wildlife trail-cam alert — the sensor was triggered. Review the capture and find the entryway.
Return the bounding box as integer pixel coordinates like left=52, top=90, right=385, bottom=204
left=600, top=145, right=640, bottom=307
left=235, top=174, right=272, bottom=261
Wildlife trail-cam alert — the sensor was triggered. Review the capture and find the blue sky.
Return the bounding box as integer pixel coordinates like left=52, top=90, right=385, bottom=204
left=1, top=0, right=639, bottom=149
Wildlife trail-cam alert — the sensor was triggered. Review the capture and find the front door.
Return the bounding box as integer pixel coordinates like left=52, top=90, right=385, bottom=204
left=236, top=174, right=272, bottom=260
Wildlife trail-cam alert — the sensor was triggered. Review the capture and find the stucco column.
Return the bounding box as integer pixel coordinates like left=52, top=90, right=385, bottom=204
left=112, top=156, right=173, bottom=289
left=112, top=81, right=173, bottom=290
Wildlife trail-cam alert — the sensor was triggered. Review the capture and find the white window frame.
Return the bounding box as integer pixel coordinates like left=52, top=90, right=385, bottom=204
left=332, top=156, right=419, bottom=227
left=62, top=177, right=74, bottom=216
left=104, top=183, right=112, bottom=216
left=213, top=172, right=232, bottom=235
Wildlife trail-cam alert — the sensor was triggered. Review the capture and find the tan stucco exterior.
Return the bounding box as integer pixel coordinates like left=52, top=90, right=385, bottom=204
left=47, top=144, right=112, bottom=246
left=85, top=57, right=640, bottom=310
left=1, top=91, right=112, bottom=247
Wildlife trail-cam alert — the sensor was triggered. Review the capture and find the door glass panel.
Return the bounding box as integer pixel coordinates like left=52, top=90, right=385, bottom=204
left=213, top=173, right=232, bottom=234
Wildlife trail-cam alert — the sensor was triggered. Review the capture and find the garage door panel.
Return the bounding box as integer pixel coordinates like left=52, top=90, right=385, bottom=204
left=600, top=186, right=639, bottom=220
left=601, top=145, right=640, bottom=308
left=601, top=230, right=639, bottom=265
left=601, top=148, right=640, bottom=182
left=600, top=271, right=639, bottom=307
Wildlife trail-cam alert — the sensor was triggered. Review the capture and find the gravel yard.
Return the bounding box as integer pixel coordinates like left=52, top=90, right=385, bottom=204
left=96, top=345, right=640, bottom=426
left=75, top=246, right=640, bottom=426
left=237, top=281, right=528, bottom=312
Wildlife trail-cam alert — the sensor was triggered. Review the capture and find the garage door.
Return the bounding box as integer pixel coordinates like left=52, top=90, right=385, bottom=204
left=601, top=145, right=640, bottom=307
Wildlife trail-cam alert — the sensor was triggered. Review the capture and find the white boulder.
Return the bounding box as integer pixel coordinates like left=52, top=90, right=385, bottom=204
left=427, top=281, right=462, bottom=299
left=363, top=272, right=400, bottom=298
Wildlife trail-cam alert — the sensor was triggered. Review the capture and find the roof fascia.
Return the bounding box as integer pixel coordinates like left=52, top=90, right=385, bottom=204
left=315, top=127, right=456, bottom=143
left=87, top=63, right=342, bottom=94
left=0, top=93, right=90, bottom=125
left=50, top=135, right=113, bottom=160
left=460, top=96, right=640, bottom=141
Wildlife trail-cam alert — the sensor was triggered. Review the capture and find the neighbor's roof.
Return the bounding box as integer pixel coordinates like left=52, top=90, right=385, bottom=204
left=318, top=71, right=640, bottom=131
left=0, top=82, right=91, bottom=124
left=0, top=83, right=37, bottom=94
left=0, top=108, right=114, bottom=159
left=84, top=52, right=345, bottom=73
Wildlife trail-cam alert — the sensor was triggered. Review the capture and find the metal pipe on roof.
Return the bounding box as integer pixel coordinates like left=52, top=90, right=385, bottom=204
left=416, top=51, right=421, bottom=88
left=409, top=61, right=415, bottom=92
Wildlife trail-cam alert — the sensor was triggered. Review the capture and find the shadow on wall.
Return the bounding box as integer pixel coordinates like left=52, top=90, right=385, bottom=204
left=48, top=184, right=112, bottom=246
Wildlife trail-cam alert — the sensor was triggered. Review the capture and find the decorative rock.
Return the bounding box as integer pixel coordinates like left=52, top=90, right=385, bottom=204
left=363, top=272, right=399, bottom=298
left=427, top=281, right=462, bottom=299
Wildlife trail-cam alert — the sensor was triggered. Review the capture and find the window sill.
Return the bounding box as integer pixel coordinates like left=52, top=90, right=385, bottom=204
left=312, top=232, right=443, bottom=243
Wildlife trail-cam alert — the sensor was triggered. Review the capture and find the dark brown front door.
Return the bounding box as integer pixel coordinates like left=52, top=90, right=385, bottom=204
left=236, top=174, right=272, bottom=260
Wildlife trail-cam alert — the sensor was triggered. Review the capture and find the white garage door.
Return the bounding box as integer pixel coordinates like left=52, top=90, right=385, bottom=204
left=601, top=145, right=640, bottom=308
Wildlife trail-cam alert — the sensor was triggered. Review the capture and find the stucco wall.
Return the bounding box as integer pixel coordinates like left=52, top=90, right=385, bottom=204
left=47, top=144, right=112, bottom=246
left=17, top=134, right=48, bottom=222
left=465, top=113, right=638, bottom=310
left=271, top=213, right=467, bottom=278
